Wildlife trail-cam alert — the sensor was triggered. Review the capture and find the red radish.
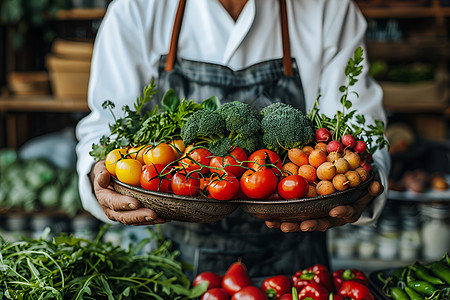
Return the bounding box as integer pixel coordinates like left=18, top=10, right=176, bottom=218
left=362, top=163, right=372, bottom=172
left=341, top=134, right=356, bottom=149
left=354, top=140, right=367, bottom=154
left=315, top=128, right=331, bottom=142
left=327, top=140, right=344, bottom=154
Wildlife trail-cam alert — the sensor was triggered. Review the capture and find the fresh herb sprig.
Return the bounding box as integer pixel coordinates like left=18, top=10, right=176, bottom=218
left=307, top=47, right=389, bottom=154
left=89, top=81, right=220, bottom=161
left=0, top=226, right=207, bottom=299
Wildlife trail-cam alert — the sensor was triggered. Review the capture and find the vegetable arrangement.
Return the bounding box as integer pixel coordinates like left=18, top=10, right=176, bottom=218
left=90, top=47, right=388, bottom=202
left=0, top=226, right=207, bottom=299
left=192, top=260, right=374, bottom=300
left=377, top=253, right=450, bottom=300
left=0, top=149, right=82, bottom=216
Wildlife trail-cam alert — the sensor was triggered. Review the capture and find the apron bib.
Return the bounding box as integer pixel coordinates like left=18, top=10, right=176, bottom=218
left=154, top=0, right=329, bottom=278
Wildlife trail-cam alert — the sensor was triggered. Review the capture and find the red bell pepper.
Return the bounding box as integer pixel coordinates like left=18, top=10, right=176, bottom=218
left=262, top=275, right=292, bottom=299
left=332, top=269, right=369, bottom=291
left=337, top=281, right=374, bottom=300
left=292, top=264, right=334, bottom=292
left=298, top=282, right=329, bottom=300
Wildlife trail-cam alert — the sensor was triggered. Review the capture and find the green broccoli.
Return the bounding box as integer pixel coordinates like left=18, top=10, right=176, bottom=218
left=180, top=109, right=227, bottom=147
left=216, top=101, right=261, bottom=138
left=260, top=102, right=314, bottom=152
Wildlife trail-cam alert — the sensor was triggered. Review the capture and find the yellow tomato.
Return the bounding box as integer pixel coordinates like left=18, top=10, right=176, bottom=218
left=169, top=139, right=186, bottom=159
left=127, top=145, right=147, bottom=164
left=115, top=158, right=143, bottom=187
left=105, top=148, right=128, bottom=176
left=143, top=142, right=176, bottom=167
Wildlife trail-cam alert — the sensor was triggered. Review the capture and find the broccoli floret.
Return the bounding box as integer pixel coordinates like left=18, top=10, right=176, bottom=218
left=180, top=110, right=226, bottom=146
left=236, top=134, right=261, bottom=154
left=216, top=101, right=261, bottom=138
left=208, top=137, right=234, bottom=157
left=260, top=103, right=314, bottom=152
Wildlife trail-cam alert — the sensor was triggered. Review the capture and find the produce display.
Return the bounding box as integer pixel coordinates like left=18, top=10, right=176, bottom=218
left=90, top=48, right=388, bottom=210
left=0, top=226, right=207, bottom=299
left=192, top=260, right=375, bottom=300
left=375, top=253, right=450, bottom=299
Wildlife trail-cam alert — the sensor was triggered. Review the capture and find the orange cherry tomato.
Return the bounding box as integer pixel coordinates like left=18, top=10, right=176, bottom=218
left=169, top=139, right=185, bottom=159
left=143, top=142, right=176, bottom=167
left=105, top=148, right=128, bottom=176
left=115, top=158, right=143, bottom=187
left=127, top=145, right=147, bottom=165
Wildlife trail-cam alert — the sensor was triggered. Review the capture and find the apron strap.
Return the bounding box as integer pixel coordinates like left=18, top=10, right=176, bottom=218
left=165, top=0, right=294, bottom=76
left=165, top=0, right=187, bottom=72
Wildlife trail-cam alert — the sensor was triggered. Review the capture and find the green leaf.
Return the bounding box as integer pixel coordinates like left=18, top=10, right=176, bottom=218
left=201, top=96, right=220, bottom=111
left=161, top=89, right=180, bottom=113
left=345, top=100, right=352, bottom=109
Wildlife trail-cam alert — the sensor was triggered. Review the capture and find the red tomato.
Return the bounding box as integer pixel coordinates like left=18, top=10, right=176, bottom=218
left=231, top=286, right=268, bottom=300
left=261, top=275, right=292, bottom=299
left=209, top=147, right=247, bottom=177
left=247, top=149, right=282, bottom=176
left=139, top=164, right=172, bottom=192
left=180, top=146, right=212, bottom=174
left=193, top=272, right=223, bottom=290
left=240, top=168, right=278, bottom=199
left=171, top=171, right=201, bottom=196
left=207, top=175, right=240, bottom=201
left=277, top=175, right=309, bottom=200
left=279, top=293, right=293, bottom=300
left=202, top=288, right=230, bottom=300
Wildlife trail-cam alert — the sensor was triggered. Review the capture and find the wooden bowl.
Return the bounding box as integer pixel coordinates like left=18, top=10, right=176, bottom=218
left=235, top=172, right=375, bottom=222
left=111, top=177, right=239, bottom=223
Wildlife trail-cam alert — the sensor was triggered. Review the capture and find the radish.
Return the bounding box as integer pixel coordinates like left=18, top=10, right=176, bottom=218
left=354, top=140, right=367, bottom=154
left=341, top=134, right=356, bottom=149
left=327, top=140, right=344, bottom=154
left=315, top=128, right=331, bottom=142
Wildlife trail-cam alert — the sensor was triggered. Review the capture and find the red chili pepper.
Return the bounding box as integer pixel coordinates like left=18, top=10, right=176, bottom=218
left=337, top=281, right=374, bottom=300
left=298, top=282, right=329, bottom=300
left=292, top=264, right=334, bottom=292
left=332, top=269, right=369, bottom=291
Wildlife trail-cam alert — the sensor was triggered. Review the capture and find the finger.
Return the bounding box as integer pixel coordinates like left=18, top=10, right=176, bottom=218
left=104, top=207, right=162, bottom=225
left=279, top=222, right=301, bottom=233
left=265, top=221, right=281, bottom=228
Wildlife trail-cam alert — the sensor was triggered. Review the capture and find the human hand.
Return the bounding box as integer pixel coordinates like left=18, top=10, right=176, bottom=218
left=91, top=161, right=170, bottom=225
left=265, top=179, right=383, bottom=233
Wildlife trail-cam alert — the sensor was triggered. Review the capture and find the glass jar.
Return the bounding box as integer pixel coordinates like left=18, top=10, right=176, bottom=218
left=376, top=216, right=399, bottom=260
left=420, top=204, right=450, bottom=261
left=357, top=226, right=377, bottom=259
left=399, top=215, right=421, bottom=261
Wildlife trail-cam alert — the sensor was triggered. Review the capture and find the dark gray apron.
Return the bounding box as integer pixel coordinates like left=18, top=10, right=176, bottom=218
left=156, top=0, right=329, bottom=278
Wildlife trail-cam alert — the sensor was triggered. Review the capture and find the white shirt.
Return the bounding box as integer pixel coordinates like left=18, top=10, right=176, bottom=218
left=76, top=0, right=390, bottom=225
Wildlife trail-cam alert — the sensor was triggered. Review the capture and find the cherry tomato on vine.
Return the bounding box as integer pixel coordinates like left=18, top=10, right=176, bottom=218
left=127, top=145, right=147, bottom=165
left=140, top=164, right=172, bottom=192
left=179, top=146, right=212, bottom=174
left=169, top=139, right=185, bottom=159
left=143, top=142, right=176, bottom=167
left=278, top=175, right=309, bottom=200
left=209, top=147, right=247, bottom=177
left=105, top=148, right=127, bottom=176
left=207, top=175, right=240, bottom=201
left=115, top=158, right=143, bottom=187
left=240, top=168, right=278, bottom=199
left=171, top=170, right=201, bottom=196
left=247, top=149, right=282, bottom=176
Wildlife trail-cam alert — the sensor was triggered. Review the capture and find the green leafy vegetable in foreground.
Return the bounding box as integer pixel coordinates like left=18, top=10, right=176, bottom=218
left=0, top=226, right=206, bottom=299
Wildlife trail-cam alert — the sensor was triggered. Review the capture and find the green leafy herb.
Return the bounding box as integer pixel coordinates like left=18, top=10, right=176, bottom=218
left=89, top=81, right=218, bottom=161
left=0, top=226, right=206, bottom=299
left=307, top=47, right=389, bottom=154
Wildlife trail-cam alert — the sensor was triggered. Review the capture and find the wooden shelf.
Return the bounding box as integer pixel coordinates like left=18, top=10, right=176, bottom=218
left=51, top=8, right=106, bottom=21
left=0, top=96, right=90, bottom=113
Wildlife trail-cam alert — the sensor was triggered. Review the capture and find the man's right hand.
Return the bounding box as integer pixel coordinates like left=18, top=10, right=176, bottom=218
left=91, top=161, right=169, bottom=225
